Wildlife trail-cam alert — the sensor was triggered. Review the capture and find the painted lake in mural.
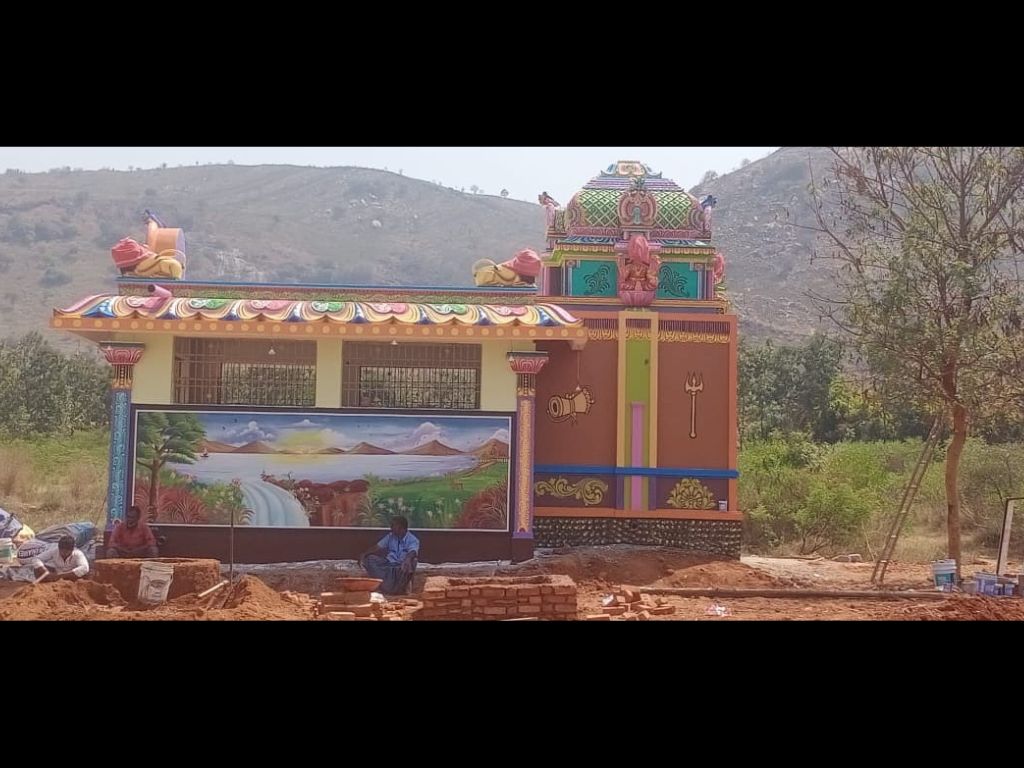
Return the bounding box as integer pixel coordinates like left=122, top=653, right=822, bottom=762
left=132, top=410, right=512, bottom=530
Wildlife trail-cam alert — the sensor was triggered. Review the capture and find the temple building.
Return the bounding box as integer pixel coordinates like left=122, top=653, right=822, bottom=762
left=51, top=161, right=739, bottom=563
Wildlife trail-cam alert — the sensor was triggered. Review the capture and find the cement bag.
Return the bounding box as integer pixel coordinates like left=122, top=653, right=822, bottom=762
left=17, top=539, right=55, bottom=565
left=0, top=508, right=24, bottom=540
left=35, top=522, right=97, bottom=548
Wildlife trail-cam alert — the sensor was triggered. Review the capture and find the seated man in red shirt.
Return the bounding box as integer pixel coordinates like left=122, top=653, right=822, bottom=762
left=106, top=505, right=159, bottom=559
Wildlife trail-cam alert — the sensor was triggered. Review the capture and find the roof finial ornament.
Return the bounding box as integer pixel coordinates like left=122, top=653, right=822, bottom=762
left=538, top=191, right=561, bottom=230
left=699, top=194, right=718, bottom=233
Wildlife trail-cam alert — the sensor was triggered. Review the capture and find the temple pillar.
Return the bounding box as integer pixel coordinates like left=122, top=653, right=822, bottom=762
left=506, top=350, right=548, bottom=562
left=100, top=343, right=145, bottom=532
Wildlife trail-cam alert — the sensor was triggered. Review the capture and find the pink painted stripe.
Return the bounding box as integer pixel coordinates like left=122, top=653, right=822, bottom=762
left=631, top=403, right=644, bottom=507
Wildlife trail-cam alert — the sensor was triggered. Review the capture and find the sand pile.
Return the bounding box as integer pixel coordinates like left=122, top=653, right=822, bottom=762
left=893, top=596, right=1024, bottom=621
left=0, top=581, right=126, bottom=621
left=211, top=576, right=314, bottom=620
left=520, top=547, right=792, bottom=590
left=0, top=574, right=314, bottom=621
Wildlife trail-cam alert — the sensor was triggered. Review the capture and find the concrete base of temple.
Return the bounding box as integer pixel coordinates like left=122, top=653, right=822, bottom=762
left=510, top=537, right=536, bottom=564
left=533, top=517, right=742, bottom=559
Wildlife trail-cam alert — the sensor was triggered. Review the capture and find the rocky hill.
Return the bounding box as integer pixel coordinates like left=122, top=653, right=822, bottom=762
left=0, top=149, right=836, bottom=344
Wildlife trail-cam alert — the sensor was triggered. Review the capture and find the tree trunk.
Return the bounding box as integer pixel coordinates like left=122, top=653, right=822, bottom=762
left=148, top=460, right=162, bottom=521
left=945, top=401, right=968, bottom=580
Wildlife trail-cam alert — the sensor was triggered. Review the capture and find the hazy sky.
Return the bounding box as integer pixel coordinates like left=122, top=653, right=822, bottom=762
left=0, top=147, right=777, bottom=202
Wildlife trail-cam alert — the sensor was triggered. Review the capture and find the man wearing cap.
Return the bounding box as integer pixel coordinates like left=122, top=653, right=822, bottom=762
left=32, top=535, right=90, bottom=582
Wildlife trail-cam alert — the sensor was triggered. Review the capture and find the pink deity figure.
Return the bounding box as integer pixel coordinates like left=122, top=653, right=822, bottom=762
left=618, top=234, right=660, bottom=293
left=538, top=191, right=560, bottom=229
left=712, top=251, right=725, bottom=283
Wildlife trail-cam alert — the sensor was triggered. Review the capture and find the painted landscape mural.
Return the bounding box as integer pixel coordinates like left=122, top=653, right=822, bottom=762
left=132, top=410, right=512, bottom=530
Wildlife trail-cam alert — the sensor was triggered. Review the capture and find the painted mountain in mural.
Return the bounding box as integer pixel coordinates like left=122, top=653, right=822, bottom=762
left=201, top=440, right=237, bottom=454
left=345, top=442, right=395, bottom=455
left=471, top=438, right=510, bottom=459
left=316, top=447, right=347, bottom=455
left=231, top=441, right=278, bottom=454
left=405, top=440, right=463, bottom=456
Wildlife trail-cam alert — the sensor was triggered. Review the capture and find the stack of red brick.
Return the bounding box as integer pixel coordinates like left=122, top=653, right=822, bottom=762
left=586, top=588, right=676, bottom=621
left=416, top=575, right=578, bottom=620
left=316, top=578, right=405, bottom=621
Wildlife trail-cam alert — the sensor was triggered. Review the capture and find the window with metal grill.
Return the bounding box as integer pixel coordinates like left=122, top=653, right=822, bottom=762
left=173, top=338, right=317, bottom=407
left=342, top=342, right=481, bottom=410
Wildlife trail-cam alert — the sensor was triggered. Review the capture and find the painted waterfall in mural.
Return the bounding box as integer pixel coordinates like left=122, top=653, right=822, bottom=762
left=132, top=410, right=512, bottom=530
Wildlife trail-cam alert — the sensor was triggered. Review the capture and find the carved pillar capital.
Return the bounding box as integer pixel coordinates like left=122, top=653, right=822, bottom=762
left=507, top=351, right=548, bottom=398
left=100, top=342, right=145, bottom=389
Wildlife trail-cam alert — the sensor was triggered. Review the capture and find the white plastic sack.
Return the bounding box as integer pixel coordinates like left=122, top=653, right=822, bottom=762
left=16, top=539, right=55, bottom=565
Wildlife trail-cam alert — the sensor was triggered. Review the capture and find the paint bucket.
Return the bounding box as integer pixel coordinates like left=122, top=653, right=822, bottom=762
left=974, top=572, right=998, bottom=596
left=137, top=561, right=175, bottom=604
left=931, top=559, right=957, bottom=590
left=0, top=538, right=13, bottom=563
left=717, top=500, right=728, bottom=512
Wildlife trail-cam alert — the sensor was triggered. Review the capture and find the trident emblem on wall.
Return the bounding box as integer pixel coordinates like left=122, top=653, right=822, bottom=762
left=685, top=372, right=704, bottom=439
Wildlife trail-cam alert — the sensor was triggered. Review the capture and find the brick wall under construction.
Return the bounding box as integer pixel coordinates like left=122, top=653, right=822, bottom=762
left=533, top=518, right=742, bottom=558
left=416, top=575, right=578, bottom=620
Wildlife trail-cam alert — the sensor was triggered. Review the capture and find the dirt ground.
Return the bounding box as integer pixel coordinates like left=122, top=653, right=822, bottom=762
left=2, top=547, right=1022, bottom=620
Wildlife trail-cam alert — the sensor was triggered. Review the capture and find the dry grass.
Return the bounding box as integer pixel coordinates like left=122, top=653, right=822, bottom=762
left=0, top=429, right=108, bottom=531
left=0, top=452, right=32, bottom=498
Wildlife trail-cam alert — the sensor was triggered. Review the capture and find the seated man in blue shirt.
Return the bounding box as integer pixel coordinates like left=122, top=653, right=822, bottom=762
left=359, top=516, right=420, bottom=595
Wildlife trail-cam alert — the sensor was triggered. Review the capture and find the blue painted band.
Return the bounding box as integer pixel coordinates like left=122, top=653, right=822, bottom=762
left=534, top=465, right=739, bottom=479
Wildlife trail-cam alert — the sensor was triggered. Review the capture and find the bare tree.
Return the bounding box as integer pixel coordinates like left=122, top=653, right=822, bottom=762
left=806, top=147, right=1024, bottom=577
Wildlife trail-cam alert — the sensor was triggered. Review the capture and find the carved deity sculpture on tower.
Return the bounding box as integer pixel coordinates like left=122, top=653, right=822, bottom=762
left=618, top=234, right=660, bottom=295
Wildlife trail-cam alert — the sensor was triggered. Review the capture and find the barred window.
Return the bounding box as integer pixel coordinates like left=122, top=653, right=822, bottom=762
left=173, top=338, right=317, bottom=407
left=342, top=342, right=481, bottom=410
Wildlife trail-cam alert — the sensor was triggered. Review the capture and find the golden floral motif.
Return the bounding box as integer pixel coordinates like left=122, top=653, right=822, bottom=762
left=534, top=477, right=609, bottom=507
left=516, top=398, right=534, bottom=533
left=666, top=478, right=717, bottom=510
left=658, top=330, right=729, bottom=344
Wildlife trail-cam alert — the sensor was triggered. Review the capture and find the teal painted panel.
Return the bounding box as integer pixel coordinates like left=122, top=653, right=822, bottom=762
left=570, top=260, right=617, bottom=298
left=657, top=262, right=700, bottom=299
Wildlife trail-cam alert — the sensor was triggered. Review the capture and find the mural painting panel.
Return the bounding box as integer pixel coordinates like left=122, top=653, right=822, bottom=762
left=132, top=409, right=512, bottom=531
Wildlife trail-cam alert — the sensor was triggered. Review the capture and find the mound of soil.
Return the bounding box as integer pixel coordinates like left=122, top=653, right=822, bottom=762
left=0, top=572, right=313, bottom=621
left=0, top=581, right=126, bottom=621
left=210, top=576, right=313, bottom=620
left=894, top=596, right=1024, bottom=621
left=514, top=547, right=791, bottom=590
left=649, top=559, right=795, bottom=589
left=92, top=558, right=221, bottom=602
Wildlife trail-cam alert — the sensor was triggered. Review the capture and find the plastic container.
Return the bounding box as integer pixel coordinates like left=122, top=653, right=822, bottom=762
left=932, top=559, right=957, bottom=589
left=718, top=500, right=728, bottom=511
left=138, top=561, right=175, bottom=604
left=0, top=538, right=13, bottom=563
left=975, top=572, right=998, bottom=595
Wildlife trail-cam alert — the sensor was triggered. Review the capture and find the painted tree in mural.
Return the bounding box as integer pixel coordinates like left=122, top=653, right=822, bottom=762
left=808, top=147, right=1024, bottom=577
left=135, top=413, right=205, bottom=517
